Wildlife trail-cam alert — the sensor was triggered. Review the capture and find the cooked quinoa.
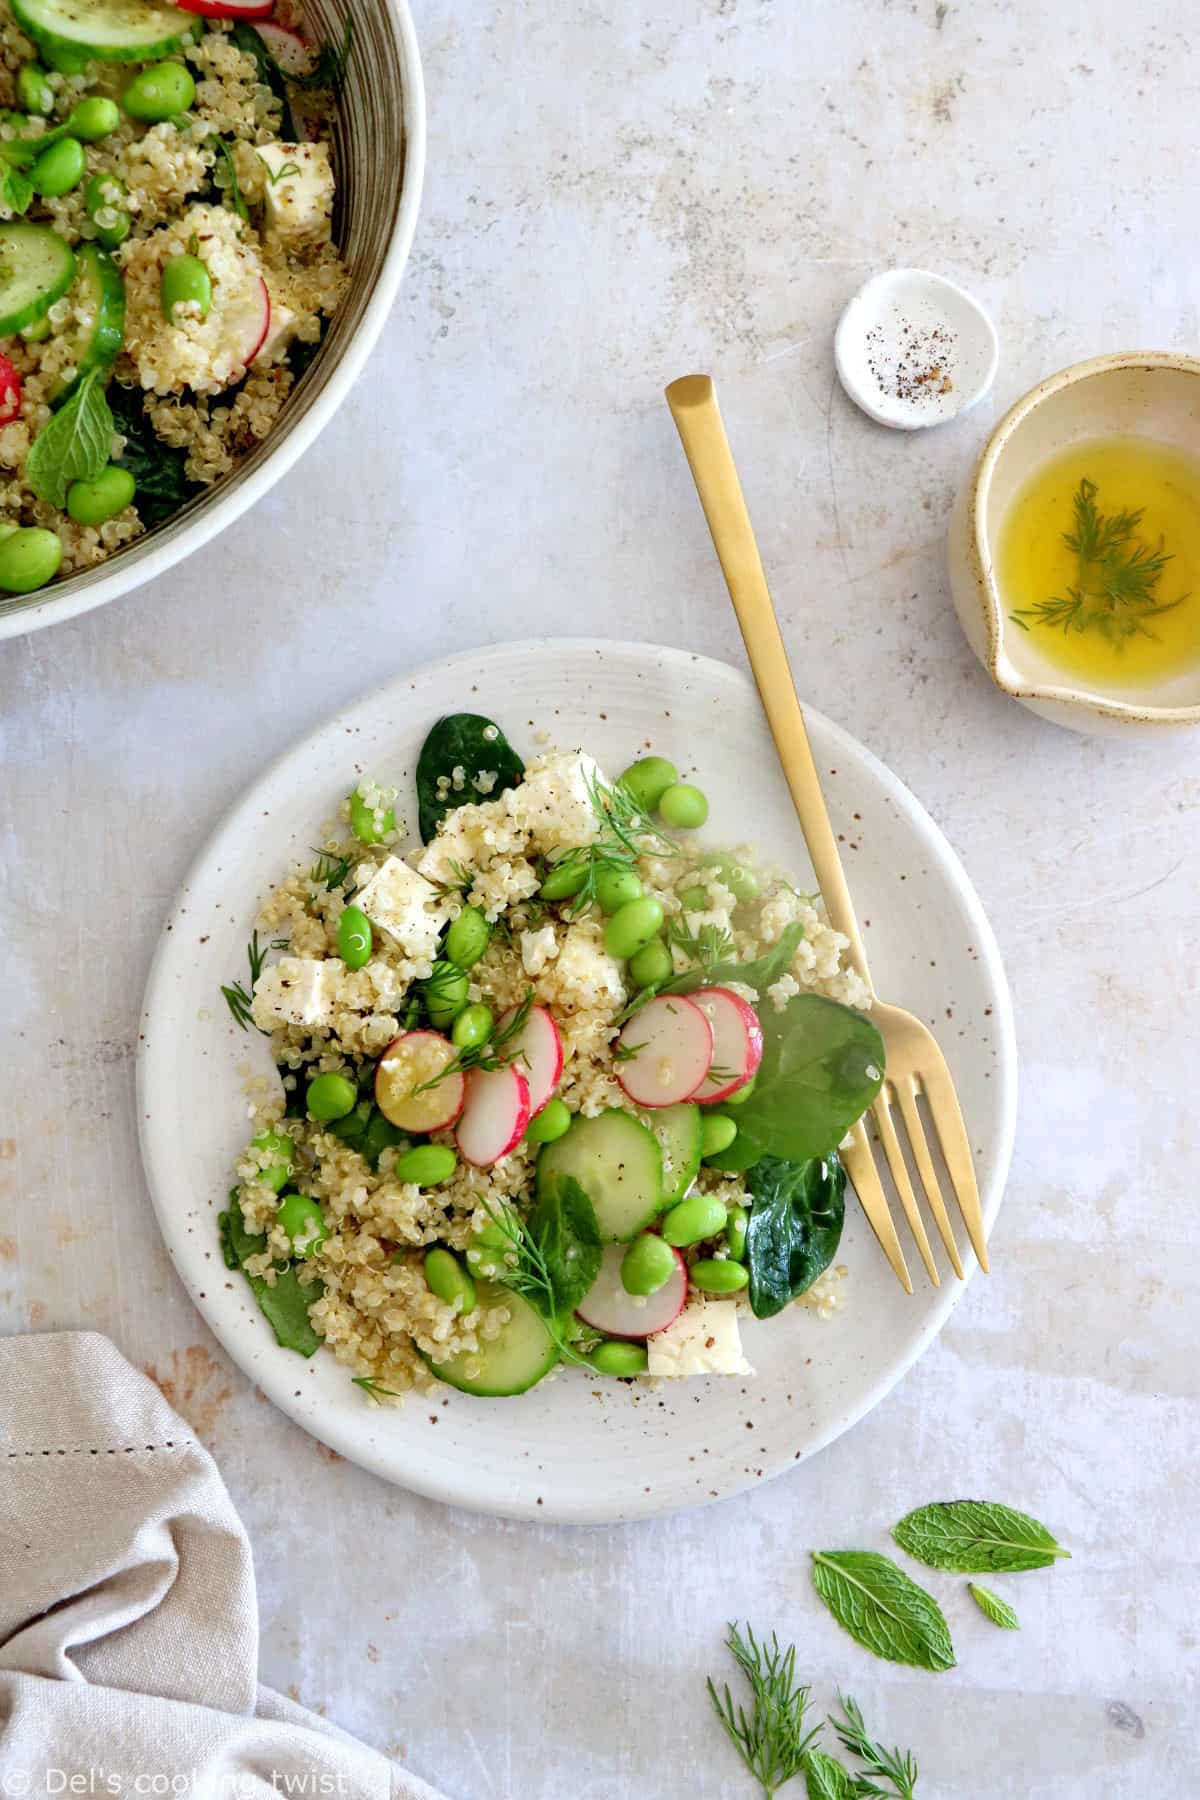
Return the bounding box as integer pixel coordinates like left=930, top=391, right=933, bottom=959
left=227, top=744, right=871, bottom=1404
left=0, top=1, right=347, bottom=584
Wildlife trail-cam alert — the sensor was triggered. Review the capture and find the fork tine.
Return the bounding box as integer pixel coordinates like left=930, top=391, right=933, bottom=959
left=841, top=1121, right=913, bottom=1295
left=871, top=1094, right=939, bottom=1287
left=893, top=1078, right=965, bottom=1280
left=918, top=1060, right=990, bottom=1272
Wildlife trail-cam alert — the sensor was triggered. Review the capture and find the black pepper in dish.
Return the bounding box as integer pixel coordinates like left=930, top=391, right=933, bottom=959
left=865, top=315, right=957, bottom=405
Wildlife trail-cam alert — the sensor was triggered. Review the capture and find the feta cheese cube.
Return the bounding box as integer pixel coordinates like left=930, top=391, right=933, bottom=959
left=520, top=924, right=560, bottom=976
left=506, top=751, right=605, bottom=854
left=258, top=142, right=334, bottom=248
left=250, top=957, right=340, bottom=1031
left=412, top=805, right=482, bottom=891
left=646, top=1300, right=753, bottom=1378
left=551, top=922, right=626, bottom=1012
left=254, top=289, right=298, bottom=366
left=354, top=856, right=449, bottom=961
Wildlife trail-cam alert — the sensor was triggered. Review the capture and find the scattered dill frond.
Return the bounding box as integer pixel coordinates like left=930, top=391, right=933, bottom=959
left=220, top=931, right=278, bottom=1031
left=410, top=990, right=534, bottom=1095
left=309, top=847, right=355, bottom=891
left=352, top=1375, right=403, bottom=1402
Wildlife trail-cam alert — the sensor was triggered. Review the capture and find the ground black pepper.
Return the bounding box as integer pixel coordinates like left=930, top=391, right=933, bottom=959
left=866, top=315, right=957, bottom=404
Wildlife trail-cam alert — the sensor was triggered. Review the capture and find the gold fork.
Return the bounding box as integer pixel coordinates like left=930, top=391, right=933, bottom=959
left=665, top=374, right=988, bottom=1293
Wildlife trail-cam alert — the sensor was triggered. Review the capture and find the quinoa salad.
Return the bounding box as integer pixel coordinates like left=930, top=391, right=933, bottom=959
left=0, top=0, right=349, bottom=597
left=221, top=714, right=886, bottom=1403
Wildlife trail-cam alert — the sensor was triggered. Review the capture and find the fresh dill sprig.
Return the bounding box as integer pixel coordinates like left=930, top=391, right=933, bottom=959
left=410, top=990, right=534, bottom=1095
left=210, top=135, right=248, bottom=220
left=477, top=1197, right=592, bottom=1368
left=830, top=1695, right=918, bottom=1800
left=292, top=19, right=354, bottom=90
left=430, top=858, right=474, bottom=900
left=309, top=847, right=355, bottom=891
left=1010, top=476, right=1185, bottom=647
left=546, top=773, right=681, bottom=920
left=220, top=931, right=283, bottom=1031
left=352, top=1375, right=403, bottom=1402
left=666, top=916, right=736, bottom=967
left=707, top=1622, right=821, bottom=1798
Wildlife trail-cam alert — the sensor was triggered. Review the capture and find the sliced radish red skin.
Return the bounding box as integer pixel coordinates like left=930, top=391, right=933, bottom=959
left=496, top=1003, right=563, bottom=1116
left=456, top=1065, right=531, bottom=1167
left=232, top=276, right=271, bottom=368
left=577, top=1243, right=688, bottom=1339
left=690, top=986, right=764, bottom=1104
left=253, top=20, right=314, bottom=75
left=0, top=354, right=21, bottom=426
left=375, top=1031, right=465, bottom=1134
left=614, top=994, right=713, bottom=1108
left=177, top=1, right=275, bottom=19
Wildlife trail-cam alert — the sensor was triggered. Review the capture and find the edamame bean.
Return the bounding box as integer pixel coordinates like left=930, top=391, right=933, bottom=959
left=525, top=1096, right=571, bottom=1144
left=445, top=905, right=490, bottom=969
left=336, top=903, right=372, bottom=969
left=595, top=865, right=643, bottom=915
left=452, top=1002, right=493, bottom=1050
left=620, top=1233, right=676, bottom=1296
left=661, top=1192, right=727, bottom=1247
left=723, top=1074, right=756, bottom=1106
left=277, top=1192, right=328, bottom=1259
left=394, top=1144, right=458, bottom=1187
left=604, top=895, right=664, bottom=961
left=690, top=1257, right=749, bottom=1294
left=658, top=782, right=709, bottom=830
left=725, top=1205, right=748, bottom=1262
left=423, top=958, right=468, bottom=1029
left=700, top=852, right=760, bottom=904
left=305, top=1071, right=357, bottom=1122
left=592, top=1340, right=648, bottom=1377
left=30, top=136, right=85, bottom=198
left=66, top=466, right=135, bottom=527
left=677, top=884, right=708, bottom=912
left=160, top=252, right=211, bottom=322
left=250, top=1129, right=293, bottom=1193
left=0, top=527, right=62, bottom=594
left=123, top=60, right=196, bottom=123
left=349, top=785, right=395, bottom=843
left=539, top=856, right=587, bottom=901
left=619, top=755, right=678, bottom=811
left=21, top=317, right=52, bottom=343
left=85, top=171, right=131, bottom=249
left=67, top=96, right=121, bottom=142
left=700, top=1114, right=738, bottom=1159
left=424, top=1247, right=477, bottom=1312
left=628, top=937, right=673, bottom=990
left=16, top=63, right=53, bottom=116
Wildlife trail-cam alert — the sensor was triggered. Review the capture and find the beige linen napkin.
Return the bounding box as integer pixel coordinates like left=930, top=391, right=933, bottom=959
left=0, top=1332, right=444, bottom=1800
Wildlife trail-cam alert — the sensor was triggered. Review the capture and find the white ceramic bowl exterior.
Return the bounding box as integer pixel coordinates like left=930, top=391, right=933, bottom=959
left=0, top=0, right=426, bottom=641
left=137, top=641, right=1017, bottom=1522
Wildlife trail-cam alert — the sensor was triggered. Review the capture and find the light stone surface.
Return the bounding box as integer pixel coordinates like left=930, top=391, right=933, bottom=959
left=1, top=2, right=1196, bottom=1794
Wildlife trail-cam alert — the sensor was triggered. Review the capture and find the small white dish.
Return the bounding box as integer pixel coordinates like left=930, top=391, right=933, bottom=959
left=835, top=268, right=998, bottom=431
left=137, top=640, right=1016, bottom=1523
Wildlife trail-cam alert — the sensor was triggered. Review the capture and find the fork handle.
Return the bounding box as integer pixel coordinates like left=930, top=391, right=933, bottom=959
left=665, top=374, right=873, bottom=992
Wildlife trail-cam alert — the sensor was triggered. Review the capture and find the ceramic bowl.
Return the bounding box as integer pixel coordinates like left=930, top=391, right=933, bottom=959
left=0, top=0, right=425, bottom=642
left=947, top=351, right=1200, bottom=735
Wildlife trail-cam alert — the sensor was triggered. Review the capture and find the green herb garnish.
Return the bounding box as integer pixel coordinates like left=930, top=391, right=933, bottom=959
left=829, top=1694, right=919, bottom=1799
left=1010, top=476, right=1185, bottom=646
left=352, top=1375, right=403, bottom=1402
left=967, top=1583, right=1020, bottom=1630
left=210, top=135, right=248, bottom=221
left=258, top=154, right=302, bottom=186
left=220, top=930, right=284, bottom=1031
left=478, top=1180, right=600, bottom=1365
left=892, top=1500, right=1071, bottom=1573
left=26, top=368, right=114, bottom=508
left=707, top=1621, right=821, bottom=1798
left=410, top=989, right=534, bottom=1095
left=309, top=847, right=355, bottom=891
left=810, top=1551, right=955, bottom=1672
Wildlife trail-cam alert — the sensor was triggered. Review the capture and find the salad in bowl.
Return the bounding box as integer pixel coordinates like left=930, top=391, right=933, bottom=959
left=220, top=713, right=885, bottom=1402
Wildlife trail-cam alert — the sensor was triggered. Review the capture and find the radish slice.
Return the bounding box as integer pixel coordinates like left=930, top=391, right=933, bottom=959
left=0, top=353, right=21, bottom=426
left=496, top=1003, right=563, bottom=1116
left=690, top=987, right=764, bottom=1103
left=226, top=275, right=271, bottom=369
left=614, top=994, right=713, bottom=1108
left=375, top=1031, right=464, bottom=1134
left=254, top=19, right=315, bottom=75
left=456, top=1065, right=531, bottom=1167
left=577, top=1243, right=687, bottom=1339
left=177, top=1, right=274, bottom=18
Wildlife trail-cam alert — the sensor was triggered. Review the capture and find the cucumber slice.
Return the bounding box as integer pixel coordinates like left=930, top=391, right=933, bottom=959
left=425, top=1285, right=559, bottom=1398
left=51, top=244, right=125, bottom=405
left=638, top=1102, right=702, bottom=1209
left=536, top=1109, right=662, bottom=1243
left=0, top=224, right=76, bottom=335
left=11, top=0, right=198, bottom=63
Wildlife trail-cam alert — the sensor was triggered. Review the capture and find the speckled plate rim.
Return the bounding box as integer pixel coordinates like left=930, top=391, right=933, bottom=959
left=137, top=640, right=1017, bottom=1523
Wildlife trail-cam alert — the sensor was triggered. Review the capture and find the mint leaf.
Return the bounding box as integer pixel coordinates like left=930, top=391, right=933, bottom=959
left=803, top=1749, right=855, bottom=1799
left=0, top=166, right=33, bottom=215
left=525, top=1174, right=601, bottom=1316
left=810, top=1551, right=955, bottom=1672
left=26, top=367, right=114, bottom=508
left=968, top=1583, right=1020, bottom=1630
left=893, top=1501, right=1071, bottom=1574
left=220, top=1200, right=323, bottom=1358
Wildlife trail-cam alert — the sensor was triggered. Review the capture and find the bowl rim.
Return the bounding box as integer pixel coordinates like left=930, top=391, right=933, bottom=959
left=0, top=0, right=427, bottom=644
left=969, top=349, right=1200, bottom=725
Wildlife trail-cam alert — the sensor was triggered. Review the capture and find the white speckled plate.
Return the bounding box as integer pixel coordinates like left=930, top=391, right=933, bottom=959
left=137, top=641, right=1016, bottom=1522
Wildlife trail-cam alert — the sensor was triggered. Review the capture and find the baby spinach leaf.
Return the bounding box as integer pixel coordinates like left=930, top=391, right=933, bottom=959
left=723, top=994, right=884, bottom=1167
left=802, top=1750, right=855, bottom=1800
left=108, top=381, right=200, bottom=528
left=525, top=1174, right=601, bottom=1316
left=810, top=1551, right=955, bottom=1672
left=415, top=713, right=525, bottom=843
left=219, top=1200, right=323, bottom=1358
left=893, top=1500, right=1071, bottom=1574
left=743, top=1154, right=845, bottom=1319
left=968, top=1583, right=1020, bottom=1630
left=26, top=367, right=113, bottom=508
